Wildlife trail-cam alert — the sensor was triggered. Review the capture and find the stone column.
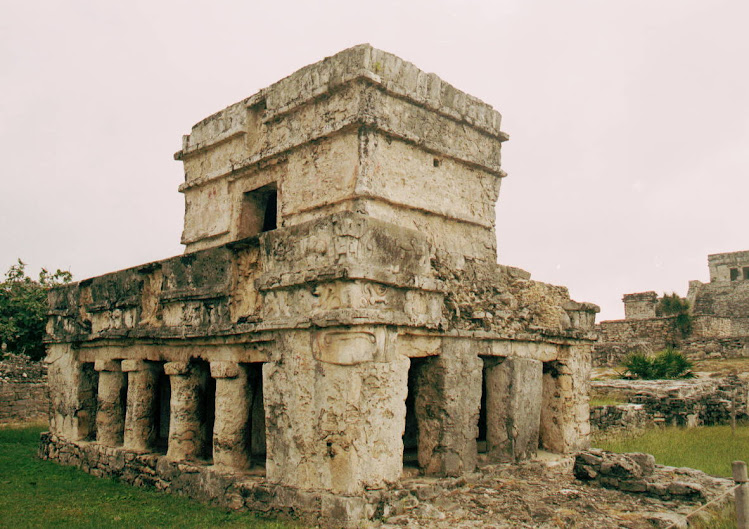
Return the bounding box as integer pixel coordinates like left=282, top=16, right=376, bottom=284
left=211, top=362, right=252, bottom=469
left=165, top=361, right=204, bottom=461
left=539, top=345, right=592, bottom=453
left=485, top=356, right=543, bottom=462
left=122, top=359, right=159, bottom=452
left=94, top=359, right=126, bottom=447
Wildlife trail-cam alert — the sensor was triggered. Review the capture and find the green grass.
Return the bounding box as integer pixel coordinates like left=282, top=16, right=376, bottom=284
left=589, top=396, right=627, bottom=407
left=595, top=423, right=749, bottom=478
left=596, top=424, right=747, bottom=528
left=0, top=425, right=303, bottom=529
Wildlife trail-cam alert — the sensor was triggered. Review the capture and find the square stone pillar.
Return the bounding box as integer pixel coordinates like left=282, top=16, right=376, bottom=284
left=165, top=361, right=206, bottom=461
left=94, top=359, right=126, bottom=447
left=540, top=345, right=592, bottom=453
left=414, top=338, right=482, bottom=477
left=122, top=359, right=159, bottom=452
left=211, top=361, right=253, bottom=469
left=485, top=356, right=543, bottom=462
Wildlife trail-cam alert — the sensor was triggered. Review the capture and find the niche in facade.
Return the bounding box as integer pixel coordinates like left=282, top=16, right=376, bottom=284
left=238, top=184, right=278, bottom=239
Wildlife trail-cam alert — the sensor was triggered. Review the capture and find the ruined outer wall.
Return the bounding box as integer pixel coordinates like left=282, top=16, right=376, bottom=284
left=593, top=317, right=678, bottom=367
left=0, top=382, right=48, bottom=424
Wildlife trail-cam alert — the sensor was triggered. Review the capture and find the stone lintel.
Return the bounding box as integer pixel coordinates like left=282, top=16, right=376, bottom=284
left=94, top=359, right=121, bottom=372
left=210, top=361, right=240, bottom=379
left=121, top=359, right=156, bottom=373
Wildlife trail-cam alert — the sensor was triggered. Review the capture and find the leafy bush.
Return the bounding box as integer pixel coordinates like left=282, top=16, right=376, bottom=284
left=0, top=260, right=72, bottom=361
left=620, top=348, right=695, bottom=380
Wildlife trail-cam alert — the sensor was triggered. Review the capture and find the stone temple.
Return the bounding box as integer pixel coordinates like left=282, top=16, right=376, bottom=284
left=40, top=45, right=599, bottom=525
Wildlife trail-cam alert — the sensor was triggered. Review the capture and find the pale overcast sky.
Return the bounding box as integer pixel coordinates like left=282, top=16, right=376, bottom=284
left=2, top=0, right=747, bottom=321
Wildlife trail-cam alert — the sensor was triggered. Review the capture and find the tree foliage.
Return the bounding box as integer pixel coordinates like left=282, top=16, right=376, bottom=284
left=0, top=260, right=72, bottom=361
left=620, top=348, right=695, bottom=380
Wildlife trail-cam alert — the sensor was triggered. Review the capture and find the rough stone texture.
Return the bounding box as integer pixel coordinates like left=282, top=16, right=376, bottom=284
left=122, top=360, right=160, bottom=452
left=42, top=45, right=600, bottom=525
left=0, top=381, right=49, bottom=424
left=591, top=376, right=749, bottom=428
left=574, top=449, right=732, bottom=505
left=0, top=353, right=49, bottom=424
left=623, top=291, right=658, bottom=320
left=595, top=250, right=749, bottom=366
left=39, top=432, right=735, bottom=529
left=486, top=357, right=542, bottom=461
left=589, top=404, right=655, bottom=437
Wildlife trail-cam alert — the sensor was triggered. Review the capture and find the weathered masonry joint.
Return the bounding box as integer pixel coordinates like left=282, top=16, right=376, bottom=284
left=41, top=45, right=599, bottom=525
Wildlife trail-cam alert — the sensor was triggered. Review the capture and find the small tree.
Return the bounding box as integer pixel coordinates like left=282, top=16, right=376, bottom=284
left=656, top=292, right=693, bottom=337
left=0, top=260, right=72, bottom=361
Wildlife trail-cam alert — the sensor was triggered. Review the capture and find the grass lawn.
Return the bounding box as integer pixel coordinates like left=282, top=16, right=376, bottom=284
left=595, top=424, right=748, bottom=528
left=0, top=425, right=304, bottom=529
left=595, top=423, right=749, bottom=478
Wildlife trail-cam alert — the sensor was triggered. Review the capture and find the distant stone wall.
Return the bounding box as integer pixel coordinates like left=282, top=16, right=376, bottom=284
left=593, top=317, right=678, bottom=367
left=0, top=353, right=49, bottom=424
left=0, top=382, right=48, bottom=423
left=589, top=404, right=654, bottom=437
left=591, top=376, right=748, bottom=429
left=594, top=314, right=749, bottom=367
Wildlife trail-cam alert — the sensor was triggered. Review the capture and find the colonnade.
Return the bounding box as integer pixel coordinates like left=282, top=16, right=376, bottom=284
left=92, top=359, right=264, bottom=470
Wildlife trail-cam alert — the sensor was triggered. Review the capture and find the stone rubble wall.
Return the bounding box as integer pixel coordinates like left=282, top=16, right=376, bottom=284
left=589, top=404, right=655, bottom=437
left=594, top=314, right=749, bottom=367
left=591, top=376, right=749, bottom=429
left=593, top=317, right=678, bottom=367
left=0, top=353, right=49, bottom=424
left=0, top=382, right=48, bottom=424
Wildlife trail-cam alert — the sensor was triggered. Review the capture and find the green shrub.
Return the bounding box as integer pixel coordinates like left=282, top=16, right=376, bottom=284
left=656, top=292, right=693, bottom=337
left=620, top=348, right=695, bottom=379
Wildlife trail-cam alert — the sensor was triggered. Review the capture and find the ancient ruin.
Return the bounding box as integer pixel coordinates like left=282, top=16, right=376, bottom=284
left=595, top=250, right=749, bottom=366
left=40, top=45, right=599, bottom=524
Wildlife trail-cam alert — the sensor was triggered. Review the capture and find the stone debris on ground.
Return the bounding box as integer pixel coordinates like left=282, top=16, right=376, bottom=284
left=372, top=453, right=733, bottom=529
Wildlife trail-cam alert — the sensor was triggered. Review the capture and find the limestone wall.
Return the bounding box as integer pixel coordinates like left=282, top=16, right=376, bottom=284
left=593, top=317, right=678, bottom=367
left=0, top=382, right=48, bottom=424
left=591, top=376, right=748, bottom=428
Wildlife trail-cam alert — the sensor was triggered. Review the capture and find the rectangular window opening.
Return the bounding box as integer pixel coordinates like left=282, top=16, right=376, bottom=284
left=238, top=184, right=278, bottom=239
left=743, top=267, right=749, bottom=281
left=730, top=268, right=740, bottom=281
